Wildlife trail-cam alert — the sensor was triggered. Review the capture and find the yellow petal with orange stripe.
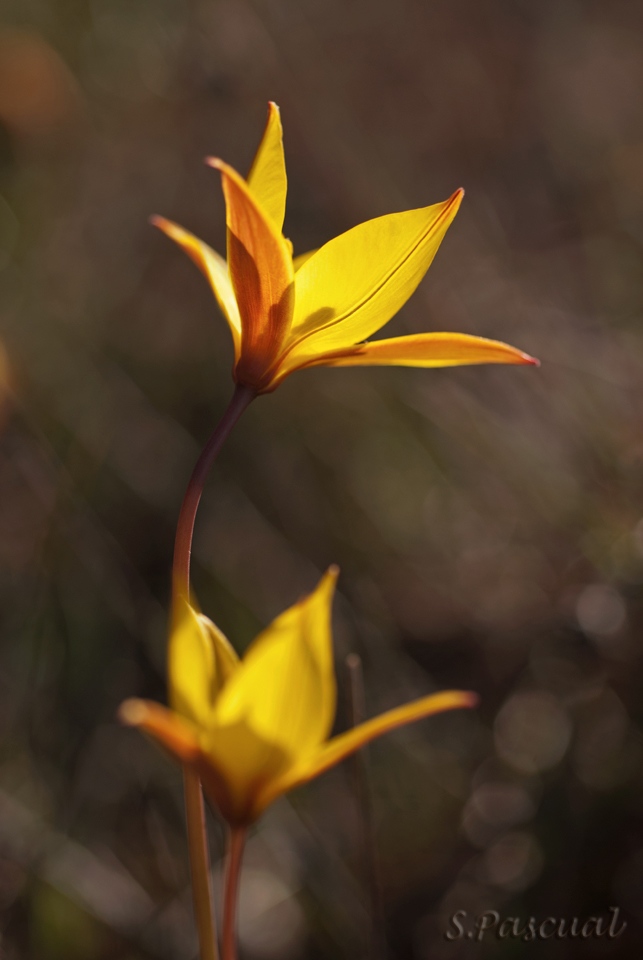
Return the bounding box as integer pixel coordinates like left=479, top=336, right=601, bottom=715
left=254, top=689, right=478, bottom=816
left=303, top=332, right=539, bottom=370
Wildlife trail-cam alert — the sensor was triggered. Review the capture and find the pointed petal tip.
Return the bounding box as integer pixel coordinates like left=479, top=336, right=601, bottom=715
left=205, top=157, right=247, bottom=189
left=319, top=564, right=340, bottom=598
left=433, top=689, right=479, bottom=711
left=311, top=565, right=339, bottom=603
left=206, top=157, right=238, bottom=179
left=118, top=698, right=148, bottom=726
left=520, top=352, right=540, bottom=366
left=149, top=215, right=180, bottom=240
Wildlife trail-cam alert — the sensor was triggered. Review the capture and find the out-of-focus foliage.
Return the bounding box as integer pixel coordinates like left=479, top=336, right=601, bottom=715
left=0, top=0, right=642, bottom=957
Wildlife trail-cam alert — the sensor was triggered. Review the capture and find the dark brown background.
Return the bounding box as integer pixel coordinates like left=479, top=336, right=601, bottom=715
left=0, top=0, right=642, bottom=957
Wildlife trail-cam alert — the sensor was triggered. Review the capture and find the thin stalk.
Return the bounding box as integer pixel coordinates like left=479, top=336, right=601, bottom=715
left=346, top=653, right=386, bottom=960
left=184, top=767, right=219, bottom=960
left=174, top=384, right=254, bottom=960
left=173, top=383, right=256, bottom=598
left=222, top=827, right=247, bottom=960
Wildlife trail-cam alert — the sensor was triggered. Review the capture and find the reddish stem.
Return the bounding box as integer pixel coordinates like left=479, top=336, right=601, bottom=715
left=184, top=767, right=219, bottom=960
left=172, top=384, right=254, bottom=958
left=173, top=383, right=256, bottom=598
left=222, top=827, right=247, bottom=960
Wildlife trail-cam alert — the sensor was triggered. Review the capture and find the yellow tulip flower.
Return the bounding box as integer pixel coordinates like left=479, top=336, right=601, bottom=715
left=119, top=568, right=477, bottom=827
left=151, top=103, right=537, bottom=395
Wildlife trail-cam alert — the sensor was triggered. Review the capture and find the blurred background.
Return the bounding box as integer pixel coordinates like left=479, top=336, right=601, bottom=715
left=0, top=0, right=642, bottom=956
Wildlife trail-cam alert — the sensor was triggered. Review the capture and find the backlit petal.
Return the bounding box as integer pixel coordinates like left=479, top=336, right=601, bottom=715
left=201, top=720, right=291, bottom=825
left=247, top=102, right=287, bottom=233
left=206, top=158, right=295, bottom=390
left=119, top=698, right=201, bottom=764
left=293, top=249, right=317, bottom=272
left=297, top=332, right=539, bottom=371
left=255, top=690, right=478, bottom=815
left=118, top=699, right=246, bottom=825
left=151, top=216, right=241, bottom=360
left=285, top=190, right=463, bottom=366
left=211, top=568, right=339, bottom=765
left=197, top=612, right=240, bottom=687
left=169, top=596, right=239, bottom=727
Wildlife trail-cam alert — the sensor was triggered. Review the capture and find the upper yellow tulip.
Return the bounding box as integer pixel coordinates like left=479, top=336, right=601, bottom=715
left=119, top=568, right=477, bottom=826
left=151, top=103, right=537, bottom=394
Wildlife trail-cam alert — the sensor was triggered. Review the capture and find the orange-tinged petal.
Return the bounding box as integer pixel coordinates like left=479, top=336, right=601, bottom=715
left=247, top=102, right=287, bottom=233
left=284, top=190, right=463, bottom=366
left=119, top=698, right=239, bottom=820
left=254, top=689, right=478, bottom=815
left=119, top=698, right=201, bottom=764
left=151, top=216, right=241, bottom=361
left=295, top=332, right=539, bottom=371
left=206, top=158, right=295, bottom=391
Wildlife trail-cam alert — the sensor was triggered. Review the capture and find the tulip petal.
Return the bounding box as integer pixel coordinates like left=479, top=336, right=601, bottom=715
left=151, top=216, right=241, bottom=361
left=255, top=689, right=478, bottom=814
left=197, top=612, right=240, bottom=686
left=169, top=597, right=239, bottom=727
left=118, top=699, right=244, bottom=824
left=298, top=332, right=539, bottom=371
left=211, top=568, right=339, bottom=763
left=119, top=698, right=201, bottom=764
left=201, top=719, right=291, bottom=825
left=284, top=190, right=463, bottom=367
left=207, top=158, right=295, bottom=390
left=247, top=102, right=287, bottom=233
left=293, top=249, right=317, bottom=272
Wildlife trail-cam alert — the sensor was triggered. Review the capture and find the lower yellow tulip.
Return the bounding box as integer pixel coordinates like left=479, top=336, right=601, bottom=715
left=119, top=568, right=477, bottom=826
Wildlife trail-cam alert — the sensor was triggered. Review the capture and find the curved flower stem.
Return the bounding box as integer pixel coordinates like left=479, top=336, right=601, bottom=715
left=173, top=384, right=254, bottom=960
left=222, top=827, right=247, bottom=960
left=184, top=767, right=219, bottom=960
left=173, top=383, right=256, bottom=598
